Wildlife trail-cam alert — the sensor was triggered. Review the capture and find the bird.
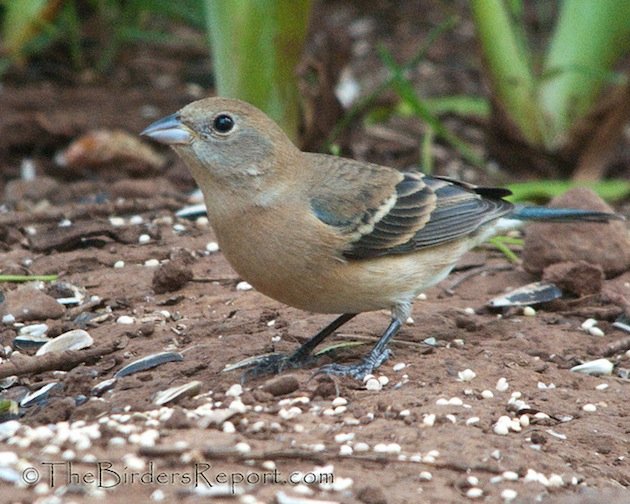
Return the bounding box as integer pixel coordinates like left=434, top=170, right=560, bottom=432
left=141, top=97, right=620, bottom=380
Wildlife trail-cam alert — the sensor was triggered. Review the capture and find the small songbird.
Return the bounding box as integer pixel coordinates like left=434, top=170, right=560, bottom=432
left=142, top=97, right=619, bottom=380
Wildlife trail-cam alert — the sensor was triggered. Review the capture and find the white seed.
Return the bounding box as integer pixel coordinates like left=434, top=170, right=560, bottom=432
left=205, top=241, right=220, bottom=252
left=496, top=377, right=509, bottom=392
left=418, top=471, right=432, bottom=481
left=417, top=293, right=427, bottom=300
left=144, top=259, right=160, bottom=267
left=116, top=316, right=135, bottom=325
left=393, top=362, right=406, bottom=372
left=466, top=417, right=480, bottom=426
left=547, top=474, right=564, bottom=487
left=138, top=234, right=151, bottom=244
left=467, top=476, right=479, bottom=486
left=235, top=442, right=251, bottom=454
left=458, top=369, right=477, bottom=382
left=222, top=421, right=236, bottom=433
left=502, top=471, right=519, bottom=481
left=365, top=378, right=382, bottom=391
left=466, top=487, right=483, bottom=498
left=109, top=216, right=125, bottom=226
left=523, top=306, right=536, bottom=317
left=399, top=409, right=410, bottom=417
left=581, top=318, right=598, bottom=330
left=405, top=317, right=415, bottom=325
left=582, top=403, right=597, bottom=412
left=378, top=375, right=389, bottom=386
left=445, top=414, right=457, bottom=424
left=519, top=415, right=530, bottom=427
left=195, top=216, right=209, bottom=227
left=339, top=444, right=353, bottom=456
left=113, top=260, right=125, bottom=268
left=226, top=384, right=242, bottom=397
left=448, top=397, right=463, bottom=406
left=481, top=389, right=494, bottom=399
left=595, top=383, right=609, bottom=390
left=571, top=358, right=614, bottom=376
left=331, top=397, right=347, bottom=407
left=236, top=281, right=253, bottom=291
left=464, top=307, right=475, bottom=315
left=423, top=414, right=436, bottom=426
left=334, top=433, right=354, bottom=443
left=588, top=326, right=605, bottom=337
left=354, top=442, right=369, bottom=452
left=501, top=488, right=518, bottom=501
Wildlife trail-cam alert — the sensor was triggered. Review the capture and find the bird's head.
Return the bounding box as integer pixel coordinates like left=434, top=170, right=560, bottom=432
left=141, top=97, right=299, bottom=191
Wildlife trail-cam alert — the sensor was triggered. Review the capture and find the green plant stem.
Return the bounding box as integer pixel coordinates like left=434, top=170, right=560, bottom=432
left=539, top=0, right=630, bottom=147
left=470, top=0, right=545, bottom=148
left=0, top=275, right=59, bottom=282
left=506, top=180, right=630, bottom=203
left=204, top=0, right=312, bottom=143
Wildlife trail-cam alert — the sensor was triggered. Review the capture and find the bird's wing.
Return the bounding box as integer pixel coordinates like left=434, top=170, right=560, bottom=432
left=307, top=155, right=514, bottom=260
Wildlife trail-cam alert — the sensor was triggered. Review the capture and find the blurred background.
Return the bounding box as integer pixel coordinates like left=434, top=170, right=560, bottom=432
left=1, top=0, right=629, bottom=208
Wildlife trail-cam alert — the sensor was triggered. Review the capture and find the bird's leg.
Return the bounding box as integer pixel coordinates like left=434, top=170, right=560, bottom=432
left=240, top=313, right=357, bottom=380
left=316, top=317, right=402, bottom=380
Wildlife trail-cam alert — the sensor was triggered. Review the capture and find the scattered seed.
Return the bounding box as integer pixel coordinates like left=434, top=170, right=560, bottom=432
left=206, top=242, right=220, bottom=253
left=501, top=488, right=518, bottom=501
left=392, top=362, right=406, bottom=372
left=331, top=397, right=347, bottom=407
left=144, top=259, right=160, bottom=267
left=457, top=369, right=476, bottom=382
left=582, top=403, right=597, bottom=412
left=113, top=260, right=125, bottom=268
left=595, top=383, right=609, bottom=390
left=481, top=390, right=494, bottom=399
left=109, top=216, right=125, bottom=227
left=116, top=315, right=135, bottom=325
left=354, top=442, right=369, bottom=452
left=463, top=307, right=475, bottom=315
left=581, top=318, right=597, bottom=330
left=377, top=375, right=389, bottom=386
left=571, top=358, right=614, bottom=376
left=423, top=414, right=436, bottom=427
left=466, top=417, right=480, bottom=426
left=418, top=471, right=432, bottom=481
left=365, top=378, right=382, bottom=391
left=339, top=445, right=353, bottom=456
left=405, top=317, right=415, bottom=325
left=115, top=351, right=183, bottom=378
left=466, top=487, right=483, bottom=498
left=399, top=409, right=411, bottom=417
left=588, top=326, right=605, bottom=337
left=222, top=422, right=236, bottom=433
left=496, top=377, right=509, bottom=392
left=522, top=306, right=536, bottom=317
left=236, top=281, right=253, bottom=291
left=35, top=329, right=93, bottom=356
left=129, top=215, right=144, bottom=225
left=138, top=234, right=151, bottom=244
left=417, top=293, right=427, bottom=300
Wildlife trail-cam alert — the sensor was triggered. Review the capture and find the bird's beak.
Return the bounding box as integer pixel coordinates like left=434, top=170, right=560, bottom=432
left=141, top=113, right=193, bottom=145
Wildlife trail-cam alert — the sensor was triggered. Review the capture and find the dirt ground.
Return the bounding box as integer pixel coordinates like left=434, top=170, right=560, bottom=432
left=1, top=2, right=629, bottom=503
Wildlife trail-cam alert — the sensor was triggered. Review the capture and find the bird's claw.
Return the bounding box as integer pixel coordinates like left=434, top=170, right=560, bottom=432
left=314, top=348, right=391, bottom=381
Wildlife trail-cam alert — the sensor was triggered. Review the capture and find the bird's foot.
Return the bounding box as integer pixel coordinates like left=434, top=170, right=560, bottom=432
left=315, top=348, right=391, bottom=380
left=224, top=351, right=314, bottom=382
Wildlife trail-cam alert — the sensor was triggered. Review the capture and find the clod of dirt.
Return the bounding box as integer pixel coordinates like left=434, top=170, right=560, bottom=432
left=152, top=259, right=193, bottom=294
left=260, top=375, right=300, bottom=396
left=4, top=176, right=61, bottom=205
left=0, top=284, right=65, bottom=321
left=522, top=188, right=630, bottom=276
left=109, top=178, right=178, bottom=199
left=357, top=484, right=388, bottom=504
left=542, top=260, right=604, bottom=296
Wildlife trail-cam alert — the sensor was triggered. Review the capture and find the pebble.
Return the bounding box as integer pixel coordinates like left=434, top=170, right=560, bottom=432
left=236, top=281, right=253, bottom=291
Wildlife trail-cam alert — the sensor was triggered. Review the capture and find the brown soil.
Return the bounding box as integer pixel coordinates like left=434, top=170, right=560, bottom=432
left=1, top=2, right=629, bottom=503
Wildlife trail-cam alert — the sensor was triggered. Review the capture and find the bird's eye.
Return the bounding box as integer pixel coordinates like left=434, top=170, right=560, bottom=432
left=213, top=114, right=235, bottom=134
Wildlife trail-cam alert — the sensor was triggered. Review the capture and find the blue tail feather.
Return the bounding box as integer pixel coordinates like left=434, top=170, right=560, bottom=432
left=510, top=206, right=623, bottom=223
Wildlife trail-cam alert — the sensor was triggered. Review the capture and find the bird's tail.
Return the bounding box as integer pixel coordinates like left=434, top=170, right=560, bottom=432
left=510, top=206, right=623, bottom=223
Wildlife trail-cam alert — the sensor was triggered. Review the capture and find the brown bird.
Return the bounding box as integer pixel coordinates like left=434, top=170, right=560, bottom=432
left=142, top=97, right=618, bottom=380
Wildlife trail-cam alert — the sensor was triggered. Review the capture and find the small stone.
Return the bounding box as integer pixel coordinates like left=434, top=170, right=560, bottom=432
left=261, top=375, right=299, bottom=396
left=357, top=484, right=387, bottom=504
left=0, top=285, right=65, bottom=322
left=152, top=260, right=193, bottom=294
